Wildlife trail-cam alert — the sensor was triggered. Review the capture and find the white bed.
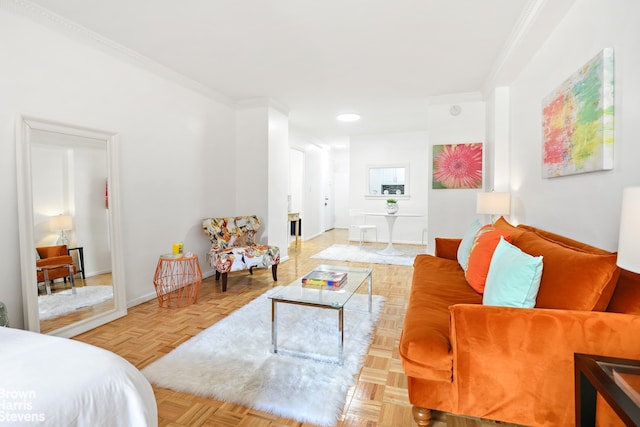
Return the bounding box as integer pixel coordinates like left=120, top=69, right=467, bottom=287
left=0, top=327, right=157, bottom=426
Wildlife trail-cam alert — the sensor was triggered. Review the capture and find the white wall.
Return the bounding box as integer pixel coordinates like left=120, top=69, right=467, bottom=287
left=289, top=129, right=329, bottom=241
left=332, top=148, right=350, bottom=229
left=426, top=101, right=487, bottom=251
left=0, top=10, right=235, bottom=327
left=31, top=144, right=69, bottom=246
left=235, top=106, right=269, bottom=239
left=304, top=147, right=331, bottom=238
left=73, top=146, right=111, bottom=275
left=507, top=0, right=640, bottom=250
left=267, top=107, right=290, bottom=260
left=349, top=131, right=429, bottom=245
left=289, top=149, right=304, bottom=215
left=31, top=138, right=111, bottom=276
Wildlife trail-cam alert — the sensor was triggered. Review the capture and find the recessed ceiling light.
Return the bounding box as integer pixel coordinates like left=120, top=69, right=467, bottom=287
left=336, top=113, right=361, bottom=122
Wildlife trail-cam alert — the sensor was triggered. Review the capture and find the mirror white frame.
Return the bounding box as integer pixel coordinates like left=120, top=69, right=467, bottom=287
left=365, top=164, right=410, bottom=199
left=16, top=116, right=127, bottom=337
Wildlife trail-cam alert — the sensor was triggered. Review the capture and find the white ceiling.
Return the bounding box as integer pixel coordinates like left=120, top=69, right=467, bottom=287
left=27, top=0, right=533, bottom=145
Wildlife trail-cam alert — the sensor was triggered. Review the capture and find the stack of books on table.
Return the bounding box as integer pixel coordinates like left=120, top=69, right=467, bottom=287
left=301, top=270, right=347, bottom=290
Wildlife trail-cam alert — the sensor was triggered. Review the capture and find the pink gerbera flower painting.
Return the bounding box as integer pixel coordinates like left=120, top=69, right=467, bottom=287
left=432, top=143, right=483, bottom=189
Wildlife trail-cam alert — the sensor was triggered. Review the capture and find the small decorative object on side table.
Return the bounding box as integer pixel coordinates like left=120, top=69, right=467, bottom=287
left=386, top=199, right=398, bottom=214
left=574, top=353, right=640, bottom=426
left=153, top=254, right=202, bottom=308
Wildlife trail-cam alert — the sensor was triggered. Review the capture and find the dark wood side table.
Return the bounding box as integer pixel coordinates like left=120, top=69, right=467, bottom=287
left=288, top=212, right=300, bottom=247
left=67, top=246, right=86, bottom=280
left=575, top=353, right=640, bottom=426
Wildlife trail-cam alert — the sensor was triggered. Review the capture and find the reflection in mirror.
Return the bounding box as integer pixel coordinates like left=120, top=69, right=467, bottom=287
left=368, top=166, right=408, bottom=196
left=31, top=131, right=114, bottom=333
left=16, top=117, right=126, bottom=338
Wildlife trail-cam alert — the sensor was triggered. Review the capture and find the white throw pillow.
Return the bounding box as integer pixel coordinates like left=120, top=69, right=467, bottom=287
left=483, top=237, right=544, bottom=308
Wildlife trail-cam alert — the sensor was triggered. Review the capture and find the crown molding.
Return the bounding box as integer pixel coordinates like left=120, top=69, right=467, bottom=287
left=482, top=0, right=547, bottom=93
left=1, top=0, right=235, bottom=107
left=426, top=91, right=483, bottom=106
left=236, top=98, right=290, bottom=116
left=482, top=0, right=578, bottom=94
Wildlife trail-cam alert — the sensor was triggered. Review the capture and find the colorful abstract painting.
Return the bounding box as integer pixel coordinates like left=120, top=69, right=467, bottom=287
left=432, top=143, right=483, bottom=189
left=542, top=48, right=614, bottom=178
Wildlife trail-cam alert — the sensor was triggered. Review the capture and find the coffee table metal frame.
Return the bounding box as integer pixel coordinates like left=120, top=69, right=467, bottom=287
left=269, top=264, right=372, bottom=365
left=38, top=263, right=76, bottom=295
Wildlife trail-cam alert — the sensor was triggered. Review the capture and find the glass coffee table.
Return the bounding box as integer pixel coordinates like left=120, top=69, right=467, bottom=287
left=575, top=353, right=640, bottom=425
left=269, top=264, right=372, bottom=365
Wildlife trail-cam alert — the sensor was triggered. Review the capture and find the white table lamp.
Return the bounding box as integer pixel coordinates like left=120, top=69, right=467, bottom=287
left=476, top=192, right=511, bottom=222
left=617, top=187, right=640, bottom=273
left=50, top=214, right=73, bottom=246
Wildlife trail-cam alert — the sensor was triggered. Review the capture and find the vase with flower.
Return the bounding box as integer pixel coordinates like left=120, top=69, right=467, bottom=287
left=386, top=199, right=399, bottom=214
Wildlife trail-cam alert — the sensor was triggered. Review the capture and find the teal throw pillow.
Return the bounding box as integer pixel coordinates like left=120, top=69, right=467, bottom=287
left=457, top=219, right=482, bottom=271
left=483, top=237, right=544, bottom=308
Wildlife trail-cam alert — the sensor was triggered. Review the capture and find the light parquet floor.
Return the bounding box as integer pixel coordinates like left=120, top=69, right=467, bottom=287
left=74, top=229, right=522, bottom=427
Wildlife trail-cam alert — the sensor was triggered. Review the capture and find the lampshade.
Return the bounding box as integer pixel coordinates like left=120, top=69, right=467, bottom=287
left=617, top=187, right=640, bottom=273
left=476, top=192, right=511, bottom=216
left=50, top=214, right=73, bottom=231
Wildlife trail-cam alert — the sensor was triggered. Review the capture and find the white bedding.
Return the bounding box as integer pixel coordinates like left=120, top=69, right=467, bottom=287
left=0, top=327, right=157, bottom=426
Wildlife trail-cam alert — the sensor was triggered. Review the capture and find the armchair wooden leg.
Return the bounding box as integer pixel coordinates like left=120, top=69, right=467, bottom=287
left=271, top=265, right=278, bottom=281
left=215, top=271, right=220, bottom=281
left=221, top=273, right=227, bottom=292
left=412, top=406, right=432, bottom=426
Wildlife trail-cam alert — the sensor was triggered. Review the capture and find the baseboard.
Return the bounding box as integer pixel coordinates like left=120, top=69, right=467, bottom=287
left=128, top=259, right=288, bottom=309
left=127, top=292, right=157, bottom=308
left=305, top=230, right=325, bottom=240
left=347, top=238, right=426, bottom=246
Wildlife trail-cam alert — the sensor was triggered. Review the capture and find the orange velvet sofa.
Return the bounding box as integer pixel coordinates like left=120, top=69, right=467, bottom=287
left=399, top=217, right=640, bottom=426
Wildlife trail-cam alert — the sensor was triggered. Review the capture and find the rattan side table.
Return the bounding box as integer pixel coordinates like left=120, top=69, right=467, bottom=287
left=153, top=254, right=202, bottom=308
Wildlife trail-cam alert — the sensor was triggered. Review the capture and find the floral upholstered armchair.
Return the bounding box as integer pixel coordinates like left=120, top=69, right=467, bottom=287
left=202, top=216, right=280, bottom=292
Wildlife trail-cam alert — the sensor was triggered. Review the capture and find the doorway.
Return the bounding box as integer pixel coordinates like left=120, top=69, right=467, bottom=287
left=289, top=148, right=304, bottom=243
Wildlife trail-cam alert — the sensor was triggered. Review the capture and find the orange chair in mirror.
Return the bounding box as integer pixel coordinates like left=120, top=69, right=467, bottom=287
left=35, top=245, right=77, bottom=295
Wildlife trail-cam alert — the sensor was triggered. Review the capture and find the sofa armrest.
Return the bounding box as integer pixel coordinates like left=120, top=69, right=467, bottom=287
left=434, top=238, right=461, bottom=260
left=449, top=304, right=640, bottom=425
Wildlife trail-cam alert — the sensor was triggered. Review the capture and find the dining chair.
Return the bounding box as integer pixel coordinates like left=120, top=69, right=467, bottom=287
left=349, top=209, right=377, bottom=246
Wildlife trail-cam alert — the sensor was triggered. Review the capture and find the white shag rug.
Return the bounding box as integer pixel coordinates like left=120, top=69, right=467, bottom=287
left=38, top=285, right=113, bottom=320
left=312, top=243, right=425, bottom=266
left=142, top=287, right=385, bottom=427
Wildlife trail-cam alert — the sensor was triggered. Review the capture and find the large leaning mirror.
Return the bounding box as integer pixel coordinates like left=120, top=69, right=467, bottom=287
left=16, top=117, right=127, bottom=338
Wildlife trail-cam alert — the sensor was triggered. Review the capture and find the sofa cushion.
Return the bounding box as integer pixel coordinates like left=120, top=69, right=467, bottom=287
left=465, top=226, right=511, bottom=293
left=515, top=230, right=619, bottom=311
left=435, top=238, right=462, bottom=260
left=607, top=269, right=640, bottom=314
left=399, top=254, right=483, bottom=382
left=517, top=224, right=611, bottom=255
left=493, top=216, right=527, bottom=240
left=483, top=237, right=543, bottom=308
left=457, top=219, right=482, bottom=271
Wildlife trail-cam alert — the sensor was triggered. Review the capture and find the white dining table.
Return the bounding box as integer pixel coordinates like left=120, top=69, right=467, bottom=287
left=363, top=212, right=424, bottom=255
